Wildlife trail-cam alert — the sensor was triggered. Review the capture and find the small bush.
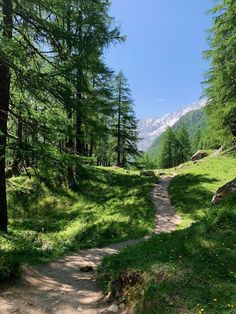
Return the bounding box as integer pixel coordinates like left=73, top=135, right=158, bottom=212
left=0, top=255, right=21, bottom=282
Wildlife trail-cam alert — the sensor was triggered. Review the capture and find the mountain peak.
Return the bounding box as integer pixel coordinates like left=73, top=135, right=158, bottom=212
left=138, top=100, right=206, bottom=151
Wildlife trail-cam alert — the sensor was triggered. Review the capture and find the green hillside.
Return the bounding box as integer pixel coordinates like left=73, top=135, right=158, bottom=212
left=0, top=167, right=156, bottom=280
left=98, top=154, right=236, bottom=314
left=148, top=109, right=207, bottom=160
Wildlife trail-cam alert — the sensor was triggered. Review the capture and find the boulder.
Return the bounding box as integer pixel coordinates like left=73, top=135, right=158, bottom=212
left=212, top=178, right=236, bottom=205
left=107, top=304, right=119, bottom=313
left=79, top=265, right=94, bottom=272
left=191, top=150, right=208, bottom=162
left=140, top=170, right=156, bottom=177
left=5, top=167, right=13, bottom=179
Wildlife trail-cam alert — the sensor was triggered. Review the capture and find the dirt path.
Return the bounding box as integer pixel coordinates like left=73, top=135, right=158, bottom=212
left=0, top=176, right=181, bottom=314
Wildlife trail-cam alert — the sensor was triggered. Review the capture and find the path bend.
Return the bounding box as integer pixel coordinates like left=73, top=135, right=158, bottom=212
left=0, top=176, right=181, bottom=314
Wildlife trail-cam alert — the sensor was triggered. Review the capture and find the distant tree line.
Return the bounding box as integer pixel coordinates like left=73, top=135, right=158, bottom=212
left=139, top=125, right=193, bottom=169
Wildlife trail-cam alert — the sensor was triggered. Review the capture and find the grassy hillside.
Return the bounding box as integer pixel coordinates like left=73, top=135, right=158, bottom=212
left=148, top=109, right=206, bottom=160
left=0, top=167, right=156, bottom=281
left=97, top=154, right=236, bottom=314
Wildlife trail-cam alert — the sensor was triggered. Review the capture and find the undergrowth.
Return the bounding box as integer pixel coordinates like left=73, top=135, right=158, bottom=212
left=0, top=167, right=156, bottom=282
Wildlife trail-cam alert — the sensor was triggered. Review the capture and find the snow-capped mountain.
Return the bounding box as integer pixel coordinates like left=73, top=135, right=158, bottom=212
left=138, top=100, right=206, bottom=151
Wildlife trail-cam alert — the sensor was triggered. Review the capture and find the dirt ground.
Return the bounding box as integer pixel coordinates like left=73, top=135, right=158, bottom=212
left=0, top=176, right=181, bottom=314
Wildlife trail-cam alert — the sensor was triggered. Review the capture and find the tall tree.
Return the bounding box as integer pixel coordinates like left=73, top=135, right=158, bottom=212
left=204, top=0, right=236, bottom=148
left=113, top=71, right=139, bottom=167
left=158, top=127, right=180, bottom=169
left=0, top=0, right=13, bottom=232
left=176, top=125, right=191, bottom=163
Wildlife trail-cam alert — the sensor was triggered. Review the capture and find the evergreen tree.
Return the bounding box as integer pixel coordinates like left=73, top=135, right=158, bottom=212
left=176, top=125, right=191, bottom=163
left=204, top=0, right=236, bottom=147
left=113, top=71, right=139, bottom=167
left=0, top=0, right=13, bottom=232
left=0, top=0, right=124, bottom=230
left=158, top=127, right=180, bottom=168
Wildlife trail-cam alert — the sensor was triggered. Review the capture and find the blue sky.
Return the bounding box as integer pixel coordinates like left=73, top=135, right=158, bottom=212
left=105, top=0, right=213, bottom=119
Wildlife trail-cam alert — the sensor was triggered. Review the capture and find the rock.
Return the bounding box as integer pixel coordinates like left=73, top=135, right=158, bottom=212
left=210, top=146, right=224, bottom=157
left=8, top=304, right=18, bottom=312
left=191, top=150, right=208, bottom=161
left=5, top=167, right=13, bottom=179
left=107, top=304, right=119, bottom=313
left=119, top=303, right=125, bottom=309
left=79, top=265, right=94, bottom=272
left=24, top=301, right=33, bottom=306
left=140, top=170, right=156, bottom=177
left=3, top=291, right=13, bottom=295
left=212, top=178, right=236, bottom=205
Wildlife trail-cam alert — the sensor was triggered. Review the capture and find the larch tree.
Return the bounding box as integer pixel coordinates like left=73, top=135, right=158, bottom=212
left=0, top=0, right=13, bottom=232
left=113, top=71, right=139, bottom=168
left=204, top=0, right=236, bottom=148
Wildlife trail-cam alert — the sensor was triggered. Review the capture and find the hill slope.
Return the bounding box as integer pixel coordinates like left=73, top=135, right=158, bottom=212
left=0, top=167, right=156, bottom=281
left=138, top=100, right=206, bottom=151
left=98, top=154, right=236, bottom=314
left=147, top=109, right=207, bottom=160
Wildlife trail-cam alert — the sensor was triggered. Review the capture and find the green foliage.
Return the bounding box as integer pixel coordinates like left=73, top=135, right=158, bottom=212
left=0, top=0, right=139, bottom=231
left=158, top=127, right=180, bottom=168
left=148, top=109, right=207, bottom=162
left=157, top=126, right=192, bottom=169
left=0, top=167, right=156, bottom=281
left=113, top=71, right=140, bottom=167
left=203, top=0, right=236, bottom=147
left=0, top=252, right=21, bottom=282
left=97, top=155, right=236, bottom=313
left=176, top=125, right=192, bottom=163
left=136, top=154, right=157, bottom=170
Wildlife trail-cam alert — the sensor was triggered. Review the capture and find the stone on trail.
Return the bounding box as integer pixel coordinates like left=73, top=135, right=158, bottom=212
left=119, top=303, right=125, bottom=309
left=140, top=170, right=156, bottom=177
left=79, top=265, right=94, bottom=272
left=107, top=304, right=119, bottom=313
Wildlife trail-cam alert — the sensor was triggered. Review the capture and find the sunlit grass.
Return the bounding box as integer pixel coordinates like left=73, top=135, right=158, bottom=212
left=97, top=154, right=236, bottom=314
left=0, top=167, right=156, bottom=277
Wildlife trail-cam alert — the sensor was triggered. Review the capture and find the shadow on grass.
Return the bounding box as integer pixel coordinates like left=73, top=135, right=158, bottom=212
left=98, top=192, right=236, bottom=313
left=99, top=225, right=236, bottom=313
left=168, top=173, right=219, bottom=218
left=4, top=167, right=157, bottom=264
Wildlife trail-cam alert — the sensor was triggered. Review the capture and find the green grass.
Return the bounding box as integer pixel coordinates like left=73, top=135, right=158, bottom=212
left=0, top=167, right=156, bottom=276
left=97, top=154, right=236, bottom=314
left=169, top=155, right=236, bottom=227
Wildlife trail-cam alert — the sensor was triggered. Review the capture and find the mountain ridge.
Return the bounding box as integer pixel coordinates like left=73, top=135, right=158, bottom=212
left=138, top=100, right=206, bottom=151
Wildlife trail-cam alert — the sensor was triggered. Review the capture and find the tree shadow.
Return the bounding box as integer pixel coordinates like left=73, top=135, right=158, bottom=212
left=168, top=173, right=219, bottom=218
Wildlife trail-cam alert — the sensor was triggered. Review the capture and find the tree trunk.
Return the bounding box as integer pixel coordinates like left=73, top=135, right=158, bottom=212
left=12, top=116, right=23, bottom=176
left=76, top=112, right=84, bottom=155
left=0, top=0, right=13, bottom=232
left=117, top=79, right=122, bottom=167
left=89, top=140, right=94, bottom=157
left=75, top=9, right=84, bottom=156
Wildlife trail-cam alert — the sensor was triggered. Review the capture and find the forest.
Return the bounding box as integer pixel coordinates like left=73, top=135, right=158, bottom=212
left=0, top=0, right=236, bottom=314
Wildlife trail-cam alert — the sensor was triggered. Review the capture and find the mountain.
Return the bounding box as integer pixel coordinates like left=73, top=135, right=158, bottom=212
left=138, top=100, right=206, bottom=151
left=147, top=108, right=207, bottom=160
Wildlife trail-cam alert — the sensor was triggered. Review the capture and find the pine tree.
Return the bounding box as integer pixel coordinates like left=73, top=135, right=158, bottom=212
left=0, top=0, right=13, bottom=232
left=204, top=0, right=236, bottom=147
left=113, top=71, right=139, bottom=167
left=0, top=0, right=123, bottom=230
left=176, top=125, right=191, bottom=163
left=158, top=127, right=180, bottom=168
